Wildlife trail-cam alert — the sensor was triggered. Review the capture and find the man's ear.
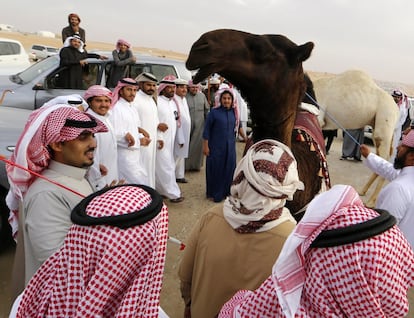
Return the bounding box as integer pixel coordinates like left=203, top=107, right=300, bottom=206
left=48, top=142, right=63, bottom=153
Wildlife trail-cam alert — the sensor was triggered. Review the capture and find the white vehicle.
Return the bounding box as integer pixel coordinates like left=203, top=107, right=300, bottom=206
left=0, top=37, right=30, bottom=75
left=0, top=24, right=14, bottom=32
left=30, top=44, right=59, bottom=61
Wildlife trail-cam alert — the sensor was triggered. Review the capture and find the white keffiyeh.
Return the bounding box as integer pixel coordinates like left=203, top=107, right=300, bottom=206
left=223, top=139, right=303, bottom=233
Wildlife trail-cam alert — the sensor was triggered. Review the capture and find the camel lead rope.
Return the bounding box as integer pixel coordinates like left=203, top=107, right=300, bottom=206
left=305, top=92, right=362, bottom=147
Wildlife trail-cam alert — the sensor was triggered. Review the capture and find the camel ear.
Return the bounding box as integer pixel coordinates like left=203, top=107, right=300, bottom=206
left=297, top=42, right=314, bottom=62
left=288, top=42, right=314, bottom=65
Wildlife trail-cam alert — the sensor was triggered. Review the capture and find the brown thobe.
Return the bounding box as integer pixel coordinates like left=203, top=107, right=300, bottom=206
left=178, top=204, right=295, bottom=318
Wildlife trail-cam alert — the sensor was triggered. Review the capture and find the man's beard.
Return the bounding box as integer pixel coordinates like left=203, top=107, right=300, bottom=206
left=393, top=153, right=406, bottom=169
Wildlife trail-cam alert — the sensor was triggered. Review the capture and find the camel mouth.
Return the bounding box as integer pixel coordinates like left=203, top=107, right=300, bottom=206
left=188, top=63, right=217, bottom=84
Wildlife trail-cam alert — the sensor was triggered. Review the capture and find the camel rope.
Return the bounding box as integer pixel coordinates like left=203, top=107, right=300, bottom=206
left=305, top=92, right=362, bottom=146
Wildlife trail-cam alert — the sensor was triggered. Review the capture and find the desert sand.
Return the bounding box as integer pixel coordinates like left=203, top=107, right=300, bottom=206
left=0, top=31, right=187, bottom=61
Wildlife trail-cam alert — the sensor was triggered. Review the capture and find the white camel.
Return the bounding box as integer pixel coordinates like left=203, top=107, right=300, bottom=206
left=312, top=69, right=399, bottom=207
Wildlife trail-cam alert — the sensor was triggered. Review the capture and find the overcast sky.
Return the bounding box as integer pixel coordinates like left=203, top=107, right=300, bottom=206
left=1, top=0, right=413, bottom=84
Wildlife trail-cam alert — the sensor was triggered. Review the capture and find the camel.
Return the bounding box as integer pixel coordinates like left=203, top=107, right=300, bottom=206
left=312, top=70, right=399, bottom=206
left=0, top=89, right=13, bottom=105
left=186, top=29, right=328, bottom=220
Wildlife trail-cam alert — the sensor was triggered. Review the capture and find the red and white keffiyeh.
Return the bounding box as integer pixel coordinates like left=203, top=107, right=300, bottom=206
left=116, top=38, right=131, bottom=50
left=111, top=78, right=139, bottom=107
left=16, top=185, right=169, bottom=318
left=219, top=185, right=414, bottom=317
left=159, top=75, right=182, bottom=127
left=402, top=128, right=414, bottom=148
left=157, top=74, right=177, bottom=96
left=83, top=84, right=112, bottom=102
left=188, top=79, right=201, bottom=92
left=223, top=139, right=303, bottom=233
left=6, top=105, right=107, bottom=238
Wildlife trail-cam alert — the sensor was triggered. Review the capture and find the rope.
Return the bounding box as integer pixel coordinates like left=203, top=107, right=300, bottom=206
left=305, top=92, right=362, bottom=146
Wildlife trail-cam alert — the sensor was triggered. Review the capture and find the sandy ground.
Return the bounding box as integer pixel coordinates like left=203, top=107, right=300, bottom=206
left=1, top=137, right=413, bottom=317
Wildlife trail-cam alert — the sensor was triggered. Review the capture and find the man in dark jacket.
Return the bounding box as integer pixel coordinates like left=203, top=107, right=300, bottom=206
left=59, top=35, right=107, bottom=89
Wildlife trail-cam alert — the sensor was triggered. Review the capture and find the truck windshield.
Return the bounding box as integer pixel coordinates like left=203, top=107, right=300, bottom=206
left=15, top=56, right=60, bottom=84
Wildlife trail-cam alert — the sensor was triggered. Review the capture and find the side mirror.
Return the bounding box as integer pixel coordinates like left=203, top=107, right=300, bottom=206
left=32, top=83, right=44, bottom=90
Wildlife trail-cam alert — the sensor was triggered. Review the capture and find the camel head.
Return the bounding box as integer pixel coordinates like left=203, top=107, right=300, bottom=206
left=186, top=29, right=314, bottom=145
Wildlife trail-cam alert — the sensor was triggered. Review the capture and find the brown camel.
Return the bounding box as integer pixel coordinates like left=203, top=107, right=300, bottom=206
left=187, top=29, right=329, bottom=220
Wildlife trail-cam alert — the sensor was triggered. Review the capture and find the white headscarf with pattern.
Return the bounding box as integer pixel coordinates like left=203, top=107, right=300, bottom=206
left=223, top=139, right=303, bottom=233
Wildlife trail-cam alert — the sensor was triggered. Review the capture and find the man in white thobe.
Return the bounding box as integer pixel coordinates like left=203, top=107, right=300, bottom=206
left=390, top=89, right=411, bottom=163
left=84, top=85, right=120, bottom=190
left=133, top=72, right=163, bottom=188
left=156, top=75, right=184, bottom=203
left=174, top=78, right=191, bottom=183
left=110, top=78, right=150, bottom=185
left=360, top=131, right=414, bottom=249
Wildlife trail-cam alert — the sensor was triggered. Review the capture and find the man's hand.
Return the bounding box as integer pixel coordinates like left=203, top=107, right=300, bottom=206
left=140, top=137, right=151, bottom=146
left=158, top=123, right=168, bottom=132
left=139, top=127, right=150, bottom=138
left=99, top=55, right=108, bottom=60
left=80, top=59, right=88, bottom=66
left=203, top=144, right=209, bottom=156
left=125, top=132, right=135, bottom=147
left=403, top=126, right=412, bottom=136
left=360, top=144, right=371, bottom=158
left=107, top=179, right=126, bottom=187
left=157, top=140, right=164, bottom=149
left=99, top=164, right=108, bottom=176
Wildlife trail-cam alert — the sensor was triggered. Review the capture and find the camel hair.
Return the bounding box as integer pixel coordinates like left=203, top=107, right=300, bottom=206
left=186, top=29, right=329, bottom=221
left=313, top=69, right=399, bottom=207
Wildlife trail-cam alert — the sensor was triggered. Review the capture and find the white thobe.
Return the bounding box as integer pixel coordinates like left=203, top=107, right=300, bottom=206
left=133, top=90, right=160, bottom=188
left=365, top=153, right=413, bottom=249
left=391, top=101, right=409, bottom=162
left=110, top=97, right=147, bottom=185
left=156, top=95, right=181, bottom=199
left=174, top=95, right=191, bottom=179
left=86, top=109, right=119, bottom=190
left=235, top=88, right=248, bottom=139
